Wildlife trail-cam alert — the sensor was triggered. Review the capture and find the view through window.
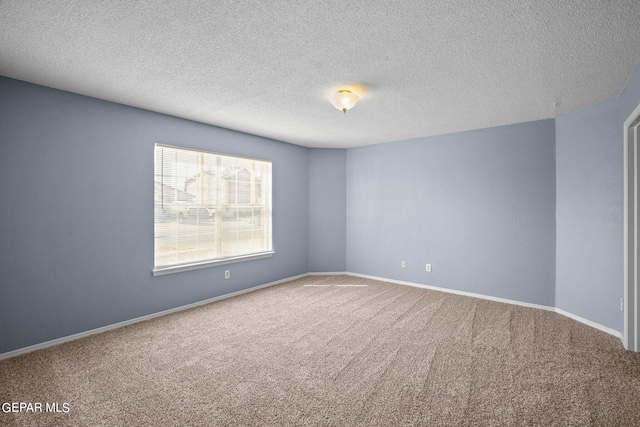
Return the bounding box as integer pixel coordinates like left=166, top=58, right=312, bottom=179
left=154, top=144, right=272, bottom=273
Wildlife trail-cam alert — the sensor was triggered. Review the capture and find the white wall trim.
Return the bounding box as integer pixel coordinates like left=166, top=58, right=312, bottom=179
left=347, top=272, right=556, bottom=312
left=623, top=100, right=640, bottom=352
left=0, top=273, right=308, bottom=361
left=1, top=271, right=625, bottom=360
left=555, top=308, right=623, bottom=340
left=152, top=251, right=275, bottom=276
left=347, top=272, right=623, bottom=341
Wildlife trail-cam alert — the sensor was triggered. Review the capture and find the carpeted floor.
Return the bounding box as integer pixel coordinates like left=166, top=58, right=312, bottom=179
left=1, top=275, right=639, bottom=426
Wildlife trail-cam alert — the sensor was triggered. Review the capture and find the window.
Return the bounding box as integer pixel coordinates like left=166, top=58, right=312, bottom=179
left=153, top=144, right=273, bottom=275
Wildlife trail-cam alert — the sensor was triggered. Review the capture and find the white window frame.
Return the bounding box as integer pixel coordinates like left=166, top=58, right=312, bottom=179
left=153, top=144, right=273, bottom=276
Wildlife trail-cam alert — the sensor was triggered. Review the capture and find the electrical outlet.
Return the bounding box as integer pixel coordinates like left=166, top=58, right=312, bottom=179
left=225, top=270, right=230, bottom=279
left=426, top=263, right=432, bottom=272
left=401, top=261, right=406, bottom=268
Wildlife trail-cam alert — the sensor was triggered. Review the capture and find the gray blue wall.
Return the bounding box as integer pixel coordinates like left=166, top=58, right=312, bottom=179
left=555, top=98, right=622, bottom=330
left=0, top=77, right=309, bottom=354
left=308, top=149, right=346, bottom=272
left=556, top=64, right=640, bottom=332
left=346, top=120, right=557, bottom=306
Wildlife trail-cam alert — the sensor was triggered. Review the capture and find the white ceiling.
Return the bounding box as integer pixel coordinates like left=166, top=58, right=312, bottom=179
left=1, top=1, right=639, bottom=148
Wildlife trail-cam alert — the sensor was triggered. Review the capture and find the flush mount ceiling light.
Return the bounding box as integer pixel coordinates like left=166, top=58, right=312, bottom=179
left=330, top=89, right=359, bottom=114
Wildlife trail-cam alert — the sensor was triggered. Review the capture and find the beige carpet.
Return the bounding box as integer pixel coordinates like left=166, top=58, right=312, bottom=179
left=1, top=275, right=639, bottom=426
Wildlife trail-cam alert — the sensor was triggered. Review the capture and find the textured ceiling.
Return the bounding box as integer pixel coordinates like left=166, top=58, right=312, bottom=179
left=1, top=1, right=639, bottom=148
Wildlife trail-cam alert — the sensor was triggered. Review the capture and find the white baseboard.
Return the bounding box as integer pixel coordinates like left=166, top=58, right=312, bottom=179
left=0, top=273, right=309, bottom=361
left=347, top=272, right=555, bottom=312
left=555, top=307, right=623, bottom=340
left=1, top=271, right=624, bottom=360
left=347, top=272, right=624, bottom=342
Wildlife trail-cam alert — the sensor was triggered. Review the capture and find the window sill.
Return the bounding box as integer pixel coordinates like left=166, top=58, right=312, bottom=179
left=152, top=251, right=275, bottom=276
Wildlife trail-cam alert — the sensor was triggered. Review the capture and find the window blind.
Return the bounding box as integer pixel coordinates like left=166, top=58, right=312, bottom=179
left=153, top=144, right=272, bottom=274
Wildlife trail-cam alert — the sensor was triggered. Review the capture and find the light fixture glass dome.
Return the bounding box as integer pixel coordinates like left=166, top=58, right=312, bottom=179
left=330, top=89, right=359, bottom=113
